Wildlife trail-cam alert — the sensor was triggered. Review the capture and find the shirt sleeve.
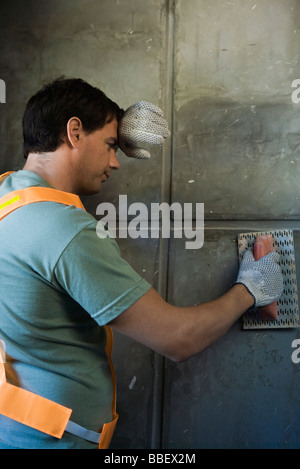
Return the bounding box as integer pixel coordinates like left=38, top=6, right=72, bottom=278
left=53, top=220, right=152, bottom=325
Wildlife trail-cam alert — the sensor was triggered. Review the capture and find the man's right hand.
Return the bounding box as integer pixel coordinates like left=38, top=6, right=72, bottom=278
left=235, top=249, right=284, bottom=307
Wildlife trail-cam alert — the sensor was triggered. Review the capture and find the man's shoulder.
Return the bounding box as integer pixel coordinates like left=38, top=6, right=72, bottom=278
left=0, top=170, right=97, bottom=237
left=26, top=198, right=97, bottom=242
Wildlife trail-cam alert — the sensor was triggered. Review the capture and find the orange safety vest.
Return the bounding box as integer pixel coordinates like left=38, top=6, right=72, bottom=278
left=0, top=172, right=118, bottom=449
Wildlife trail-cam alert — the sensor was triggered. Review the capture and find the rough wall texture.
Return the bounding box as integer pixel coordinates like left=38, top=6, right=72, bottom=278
left=1, top=0, right=300, bottom=449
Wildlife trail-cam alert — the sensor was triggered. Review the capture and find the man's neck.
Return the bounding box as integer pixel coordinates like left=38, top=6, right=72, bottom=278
left=23, top=151, right=77, bottom=194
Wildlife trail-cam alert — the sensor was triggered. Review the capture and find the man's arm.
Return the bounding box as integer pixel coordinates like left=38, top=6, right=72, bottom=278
left=109, top=284, right=253, bottom=363
left=109, top=249, right=284, bottom=362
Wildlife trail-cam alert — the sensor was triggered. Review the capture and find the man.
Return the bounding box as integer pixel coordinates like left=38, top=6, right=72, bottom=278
left=0, top=78, right=283, bottom=449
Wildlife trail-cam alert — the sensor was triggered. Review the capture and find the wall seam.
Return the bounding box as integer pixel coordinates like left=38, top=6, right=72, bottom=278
left=150, top=0, right=176, bottom=450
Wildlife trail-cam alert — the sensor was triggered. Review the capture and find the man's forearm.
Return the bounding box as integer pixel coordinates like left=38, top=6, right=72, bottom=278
left=110, top=284, right=254, bottom=363
left=173, top=284, right=254, bottom=361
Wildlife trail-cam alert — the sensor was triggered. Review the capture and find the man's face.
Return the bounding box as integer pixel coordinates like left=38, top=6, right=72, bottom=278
left=76, top=118, right=120, bottom=195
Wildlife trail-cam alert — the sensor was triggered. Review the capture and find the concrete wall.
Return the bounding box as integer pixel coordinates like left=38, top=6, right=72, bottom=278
left=1, top=0, right=300, bottom=449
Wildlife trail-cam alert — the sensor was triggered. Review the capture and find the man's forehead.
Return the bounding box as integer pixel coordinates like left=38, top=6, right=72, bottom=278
left=104, top=118, right=118, bottom=131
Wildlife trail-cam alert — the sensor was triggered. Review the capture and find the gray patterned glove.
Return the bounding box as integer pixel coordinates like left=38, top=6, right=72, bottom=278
left=118, top=101, right=170, bottom=159
left=236, top=250, right=283, bottom=307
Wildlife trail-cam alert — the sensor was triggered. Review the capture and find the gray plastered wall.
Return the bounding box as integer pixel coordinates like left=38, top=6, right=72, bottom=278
left=1, top=0, right=300, bottom=449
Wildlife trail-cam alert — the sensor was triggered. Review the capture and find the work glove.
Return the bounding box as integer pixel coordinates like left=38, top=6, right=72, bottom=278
left=118, top=101, right=170, bottom=159
left=235, top=250, right=283, bottom=307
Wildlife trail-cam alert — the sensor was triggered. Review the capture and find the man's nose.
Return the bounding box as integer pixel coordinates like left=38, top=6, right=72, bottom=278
left=110, top=151, right=120, bottom=170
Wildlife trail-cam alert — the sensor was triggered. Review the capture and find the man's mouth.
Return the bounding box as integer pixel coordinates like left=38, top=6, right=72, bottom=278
left=102, top=171, right=111, bottom=181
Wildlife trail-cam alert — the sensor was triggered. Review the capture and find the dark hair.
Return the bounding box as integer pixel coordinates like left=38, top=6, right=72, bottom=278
left=22, top=77, right=124, bottom=158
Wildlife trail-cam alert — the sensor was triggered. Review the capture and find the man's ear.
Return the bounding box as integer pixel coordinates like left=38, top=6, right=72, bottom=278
left=66, top=117, right=83, bottom=148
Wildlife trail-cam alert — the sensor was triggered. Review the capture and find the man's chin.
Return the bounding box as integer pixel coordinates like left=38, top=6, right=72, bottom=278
left=78, top=183, right=103, bottom=196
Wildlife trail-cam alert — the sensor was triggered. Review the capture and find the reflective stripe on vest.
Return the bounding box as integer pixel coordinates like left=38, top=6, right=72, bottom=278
left=0, top=173, right=118, bottom=448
